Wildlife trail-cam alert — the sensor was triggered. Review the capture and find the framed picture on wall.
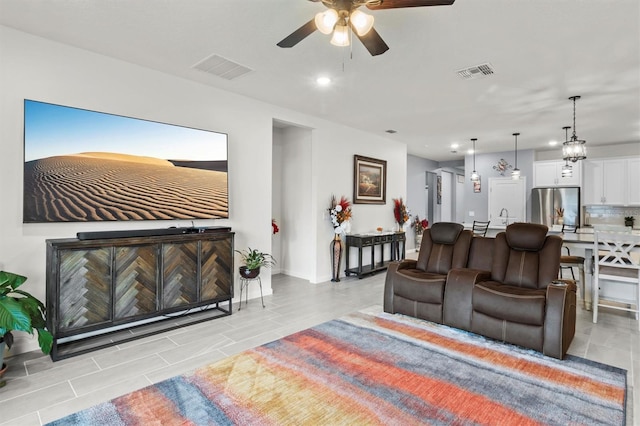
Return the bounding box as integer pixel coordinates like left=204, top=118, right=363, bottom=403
left=353, top=155, right=386, bottom=204
left=437, top=175, right=442, bottom=204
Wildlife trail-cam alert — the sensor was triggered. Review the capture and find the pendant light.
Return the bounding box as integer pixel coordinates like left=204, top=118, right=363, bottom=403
left=561, top=126, right=573, bottom=178
left=562, top=95, right=587, bottom=162
left=511, top=133, right=521, bottom=180
left=470, top=138, right=480, bottom=183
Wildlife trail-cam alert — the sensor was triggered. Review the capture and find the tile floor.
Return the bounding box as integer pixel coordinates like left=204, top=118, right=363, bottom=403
left=0, top=270, right=637, bottom=425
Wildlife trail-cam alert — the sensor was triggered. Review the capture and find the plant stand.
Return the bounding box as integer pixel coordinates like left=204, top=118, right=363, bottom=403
left=238, top=276, right=265, bottom=310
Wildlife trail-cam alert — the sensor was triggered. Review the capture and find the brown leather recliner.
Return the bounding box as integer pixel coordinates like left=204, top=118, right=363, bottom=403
left=384, top=222, right=472, bottom=323
left=470, top=222, right=576, bottom=359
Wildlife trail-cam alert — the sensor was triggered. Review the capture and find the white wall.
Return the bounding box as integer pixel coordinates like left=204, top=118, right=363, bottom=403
left=277, top=126, right=313, bottom=280
left=271, top=128, right=284, bottom=274
left=0, top=26, right=406, bottom=353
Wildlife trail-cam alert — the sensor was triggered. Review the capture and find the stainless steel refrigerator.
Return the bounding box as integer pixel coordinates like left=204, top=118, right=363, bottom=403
left=531, top=187, right=580, bottom=227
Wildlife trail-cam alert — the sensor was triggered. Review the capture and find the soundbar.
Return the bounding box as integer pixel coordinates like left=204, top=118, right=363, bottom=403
left=77, top=226, right=231, bottom=240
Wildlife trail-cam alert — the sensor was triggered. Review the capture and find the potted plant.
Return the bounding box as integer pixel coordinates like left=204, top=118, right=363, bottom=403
left=235, top=248, right=276, bottom=278
left=0, top=270, right=53, bottom=375
left=625, top=216, right=635, bottom=227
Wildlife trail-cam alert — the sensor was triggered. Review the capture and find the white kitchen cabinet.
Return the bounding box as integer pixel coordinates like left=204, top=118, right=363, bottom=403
left=627, top=158, right=640, bottom=205
left=583, top=158, right=629, bottom=205
left=533, top=160, right=581, bottom=187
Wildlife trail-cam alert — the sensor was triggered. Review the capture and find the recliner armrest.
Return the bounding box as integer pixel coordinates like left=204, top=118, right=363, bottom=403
left=395, top=259, right=418, bottom=270
left=543, top=281, right=577, bottom=359
left=443, top=268, right=491, bottom=331
left=384, top=261, right=413, bottom=313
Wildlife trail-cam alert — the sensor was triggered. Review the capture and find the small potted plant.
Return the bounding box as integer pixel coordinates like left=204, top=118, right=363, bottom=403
left=625, top=216, right=635, bottom=227
left=0, top=270, right=53, bottom=377
left=235, top=248, right=276, bottom=278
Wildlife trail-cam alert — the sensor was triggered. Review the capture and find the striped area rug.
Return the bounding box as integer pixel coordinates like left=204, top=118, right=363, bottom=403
left=49, top=311, right=626, bottom=425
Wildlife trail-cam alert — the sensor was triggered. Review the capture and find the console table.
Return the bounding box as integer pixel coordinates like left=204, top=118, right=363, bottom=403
left=345, top=232, right=405, bottom=278
left=46, top=231, right=234, bottom=360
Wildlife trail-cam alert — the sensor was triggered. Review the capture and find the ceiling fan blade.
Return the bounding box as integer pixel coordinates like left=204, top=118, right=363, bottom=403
left=367, top=0, right=455, bottom=10
left=277, top=19, right=317, bottom=48
left=352, top=26, right=389, bottom=56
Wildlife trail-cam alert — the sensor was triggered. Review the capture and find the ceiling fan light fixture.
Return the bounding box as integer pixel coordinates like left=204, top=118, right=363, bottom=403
left=330, top=22, right=350, bottom=46
left=350, top=9, right=374, bottom=36
left=315, top=9, right=339, bottom=35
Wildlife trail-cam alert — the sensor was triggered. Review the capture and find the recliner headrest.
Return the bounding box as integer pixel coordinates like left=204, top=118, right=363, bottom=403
left=505, top=222, right=548, bottom=251
left=430, top=222, right=464, bottom=245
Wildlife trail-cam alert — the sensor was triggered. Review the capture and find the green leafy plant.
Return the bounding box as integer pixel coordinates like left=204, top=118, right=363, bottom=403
left=0, top=271, right=53, bottom=354
left=235, top=248, right=276, bottom=270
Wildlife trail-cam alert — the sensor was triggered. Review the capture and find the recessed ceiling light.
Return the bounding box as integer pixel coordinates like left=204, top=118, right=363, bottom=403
left=451, top=143, right=459, bottom=149
left=548, top=140, right=558, bottom=146
left=316, top=76, right=331, bottom=86
left=467, top=149, right=474, bottom=154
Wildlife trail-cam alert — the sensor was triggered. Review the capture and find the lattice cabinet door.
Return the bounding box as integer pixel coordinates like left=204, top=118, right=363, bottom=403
left=114, top=244, right=159, bottom=320
left=162, top=241, right=198, bottom=309
left=201, top=236, right=233, bottom=301
left=58, top=247, right=112, bottom=331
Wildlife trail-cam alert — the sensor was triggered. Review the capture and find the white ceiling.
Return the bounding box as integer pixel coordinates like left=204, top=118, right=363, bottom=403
left=1, top=0, right=639, bottom=161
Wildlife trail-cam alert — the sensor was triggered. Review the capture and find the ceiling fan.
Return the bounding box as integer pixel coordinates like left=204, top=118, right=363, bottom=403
left=277, top=0, right=455, bottom=56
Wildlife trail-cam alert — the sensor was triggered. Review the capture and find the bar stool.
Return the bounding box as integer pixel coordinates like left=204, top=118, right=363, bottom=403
left=559, top=224, right=587, bottom=309
left=472, top=220, right=490, bottom=237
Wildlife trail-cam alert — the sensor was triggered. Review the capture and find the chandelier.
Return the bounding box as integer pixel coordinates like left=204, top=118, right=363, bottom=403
left=561, top=126, right=573, bottom=177
left=562, top=96, right=587, bottom=162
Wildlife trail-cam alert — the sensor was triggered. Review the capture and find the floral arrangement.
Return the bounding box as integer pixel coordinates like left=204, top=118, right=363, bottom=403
left=329, top=195, right=352, bottom=234
left=272, top=218, right=279, bottom=235
left=393, top=198, right=410, bottom=226
left=413, top=215, right=429, bottom=234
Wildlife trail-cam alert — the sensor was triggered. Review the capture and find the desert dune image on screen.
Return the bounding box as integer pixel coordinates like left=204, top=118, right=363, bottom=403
left=23, top=100, right=228, bottom=222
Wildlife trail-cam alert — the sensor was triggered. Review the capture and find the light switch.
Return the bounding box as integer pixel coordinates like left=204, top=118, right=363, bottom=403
left=469, top=211, right=475, bottom=217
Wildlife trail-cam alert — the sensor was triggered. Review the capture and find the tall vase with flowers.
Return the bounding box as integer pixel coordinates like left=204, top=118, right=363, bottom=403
left=393, top=198, right=410, bottom=232
left=413, top=215, right=429, bottom=248
left=328, top=195, right=352, bottom=282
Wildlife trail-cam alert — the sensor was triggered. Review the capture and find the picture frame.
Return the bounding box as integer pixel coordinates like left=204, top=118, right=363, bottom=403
left=353, top=155, right=386, bottom=204
left=437, top=175, right=442, bottom=204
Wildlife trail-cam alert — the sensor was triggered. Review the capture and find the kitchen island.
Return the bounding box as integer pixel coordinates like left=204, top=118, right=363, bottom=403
left=550, top=229, right=640, bottom=312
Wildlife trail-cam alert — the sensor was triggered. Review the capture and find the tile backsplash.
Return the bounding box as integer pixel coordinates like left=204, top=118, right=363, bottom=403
left=584, top=205, right=639, bottom=228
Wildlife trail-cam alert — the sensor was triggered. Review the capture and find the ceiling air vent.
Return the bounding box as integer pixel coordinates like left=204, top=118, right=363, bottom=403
left=192, top=54, right=253, bottom=81
left=456, top=63, right=495, bottom=80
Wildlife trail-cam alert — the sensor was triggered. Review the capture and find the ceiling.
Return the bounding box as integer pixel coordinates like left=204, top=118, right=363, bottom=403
left=1, top=0, right=639, bottom=161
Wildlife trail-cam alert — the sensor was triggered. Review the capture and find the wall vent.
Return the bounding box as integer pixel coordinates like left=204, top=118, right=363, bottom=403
left=192, top=54, right=253, bottom=80
left=456, top=63, right=495, bottom=80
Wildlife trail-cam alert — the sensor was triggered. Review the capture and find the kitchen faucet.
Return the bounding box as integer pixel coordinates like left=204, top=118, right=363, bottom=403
left=499, top=208, right=509, bottom=225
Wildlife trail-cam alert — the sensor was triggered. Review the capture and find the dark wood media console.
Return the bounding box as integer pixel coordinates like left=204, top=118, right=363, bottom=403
left=46, top=231, right=234, bottom=360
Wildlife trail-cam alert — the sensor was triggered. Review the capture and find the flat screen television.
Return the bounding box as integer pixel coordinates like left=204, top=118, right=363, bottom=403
left=23, top=99, right=228, bottom=223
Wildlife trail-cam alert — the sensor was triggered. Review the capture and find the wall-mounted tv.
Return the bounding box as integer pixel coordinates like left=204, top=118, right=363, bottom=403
left=23, top=99, right=228, bottom=223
